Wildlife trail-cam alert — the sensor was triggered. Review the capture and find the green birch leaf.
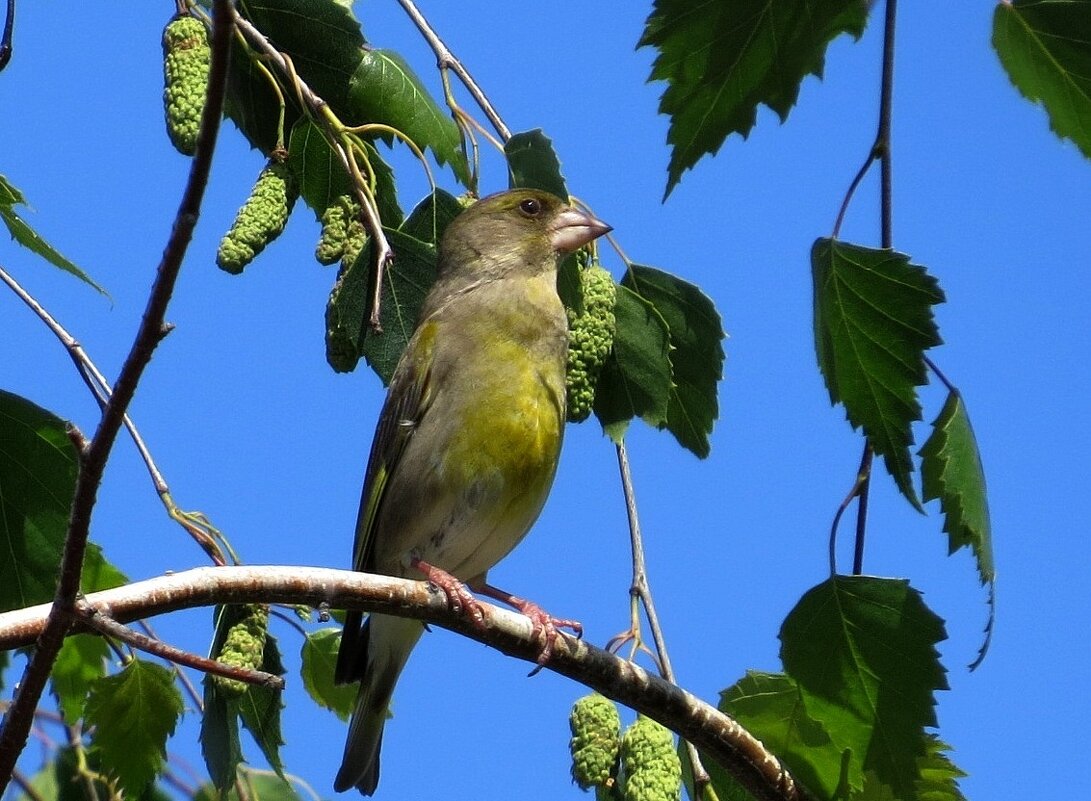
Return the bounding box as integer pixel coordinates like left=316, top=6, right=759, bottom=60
left=202, top=605, right=248, bottom=791
left=238, top=0, right=366, bottom=111
left=288, top=119, right=355, bottom=215
left=0, top=175, right=105, bottom=293
left=856, top=735, right=968, bottom=801
left=238, top=632, right=287, bottom=777
left=505, top=129, right=570, bottom=201
left=357, top=228, right=439, bottom=384
left=0, top=391, right=75, bottom=611
left=919, top=389, right=995, bottom=670
left=81, top=542, right=129, bottom=593
left=720, top=671, right=854, bottom=799
left=638, top=0, right=869, bottom=196
left=287, top=120, right=403, bottom=227
left=919, top=391, right=994, bottom=584
left=52, top=634, right=109, bottom=724
left=780, top=576, right=948, bottom=801
left=993, top=0, right=1091, bottom=159
left=812, top=239, right=944, bottom=510
left=915, top=736, right=968, bottom=801
left=398, top=189, right=463, bottom=246
left=348, top=48, right=470, bottom=185
left=300, top=628, right=357, bottom=720
left=201, top=679, right=244, bottom=793
left=85, top=659, right=184, bottom=796
left=592, top=284, right=673, bottom=443
left=622, top=265, right=724, bottom=458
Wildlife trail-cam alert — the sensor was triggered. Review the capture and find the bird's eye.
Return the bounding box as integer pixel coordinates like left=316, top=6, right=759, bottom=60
left=519, top=197, right=542, bottom=217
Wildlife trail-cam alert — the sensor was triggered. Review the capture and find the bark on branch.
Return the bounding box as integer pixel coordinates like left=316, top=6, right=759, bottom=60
left=0, top=565, right=811, bottom=801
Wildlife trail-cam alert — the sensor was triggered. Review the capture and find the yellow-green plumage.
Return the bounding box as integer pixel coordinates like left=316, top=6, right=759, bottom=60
left=334, top=189, right=610, bottom=795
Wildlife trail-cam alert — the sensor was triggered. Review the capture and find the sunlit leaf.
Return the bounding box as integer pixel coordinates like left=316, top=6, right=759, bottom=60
left=85, top=660, right=183, bottom=795
left=592, top=285, right=673, bottom=443
left=993, top=0, right=1091, bottom=159
left=639, top=0, right=869, bottom=195
left=301, top=628, right=357, bottom=720
left=812, top=239, right=944, bottom=510
left=623, top=265, right=724, bottom=458
left=780, top=576, right=948, bottom=800
left=0, top=175, right=105, bottom=293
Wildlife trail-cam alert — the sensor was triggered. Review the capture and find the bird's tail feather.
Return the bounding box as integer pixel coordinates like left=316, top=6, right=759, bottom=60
left=334, top=614, right=424, bottom=795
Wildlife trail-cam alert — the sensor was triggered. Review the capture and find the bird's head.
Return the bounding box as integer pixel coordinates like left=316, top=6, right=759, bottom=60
left=437, top=189, right=611, bottom=282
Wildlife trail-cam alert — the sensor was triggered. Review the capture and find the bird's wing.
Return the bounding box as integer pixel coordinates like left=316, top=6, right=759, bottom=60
left=351, top=320, right=439, bottom=574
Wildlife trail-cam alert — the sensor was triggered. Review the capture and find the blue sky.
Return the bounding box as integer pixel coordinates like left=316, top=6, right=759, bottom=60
left=2, top=2, right=1089, bottom=800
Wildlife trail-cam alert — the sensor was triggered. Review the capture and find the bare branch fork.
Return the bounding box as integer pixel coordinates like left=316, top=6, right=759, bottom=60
left=0, top=567, right=812, bottom=801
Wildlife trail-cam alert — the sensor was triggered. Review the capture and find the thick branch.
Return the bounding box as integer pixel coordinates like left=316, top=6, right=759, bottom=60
left=0, top=566, right=810, bottom=801
left=0, top=0, right=234, bottom=788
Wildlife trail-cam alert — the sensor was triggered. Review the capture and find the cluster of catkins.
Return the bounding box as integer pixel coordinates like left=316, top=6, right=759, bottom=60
left=565, top=261, right=617, bottom=423
left=162, top=14, right=620, bottom=410
left=211, top=604, right=269, bottom=697
left=569, top=694, right=682, bottom=801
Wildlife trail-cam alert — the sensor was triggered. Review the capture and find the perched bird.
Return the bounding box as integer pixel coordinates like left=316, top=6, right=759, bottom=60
left=334, top=189, right=612, bottom=795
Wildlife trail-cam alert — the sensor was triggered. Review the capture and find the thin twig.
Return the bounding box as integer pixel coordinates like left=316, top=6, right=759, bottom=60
left=827, top=443, right=872, bottom=575
left=828, top=0, right=899, bottom=573
left=74, top=600, right=285, bottom=691
left=851, top=0, right=898, bottom=571
left=0, top=266, right=227, bottom=565
left=0, top=0, right=234, bottom=790
left=395, top=0, right=512, bottom=142
left=616, top=444, right=715, bottom=797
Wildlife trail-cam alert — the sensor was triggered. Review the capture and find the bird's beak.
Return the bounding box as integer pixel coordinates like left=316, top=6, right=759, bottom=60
left=549, top=207, right=612, bottom=254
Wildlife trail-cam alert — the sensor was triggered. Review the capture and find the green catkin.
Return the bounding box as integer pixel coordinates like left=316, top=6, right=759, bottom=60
left=315, top=195, right=367, bottom=267
left=619, top=716, right=682, bottom=801
left=217, top=161, right=298, bottom=273
left=565, top=263, right=618, bottom=422
left=569, top=693, right=622, bottom=790
left=162, top=16, right=211, bottom=156
left=212, top=604, right=269, bottom=697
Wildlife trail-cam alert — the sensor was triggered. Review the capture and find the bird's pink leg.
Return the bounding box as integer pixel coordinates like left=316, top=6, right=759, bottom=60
left=411, top=558, right=486, bottom=629
left=472, top=582, right=583, bottom=666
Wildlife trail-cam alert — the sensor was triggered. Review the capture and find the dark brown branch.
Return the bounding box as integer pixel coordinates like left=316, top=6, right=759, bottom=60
left=1, top=566, right=812, bottom=801
left=73, top=600, right=284, bottom=691
left=0, top=0, right=234, bottom=790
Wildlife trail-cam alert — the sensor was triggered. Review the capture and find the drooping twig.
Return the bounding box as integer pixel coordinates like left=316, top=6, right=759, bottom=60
left=0, top=265, right=227, bottom=565
left=73, top=599, right=284, bottom=691
left=615, top=444, right=716, bottom=797
left=828, top=0, right=899, bottom=574
left=228, top=10, right=394, bottom=330
left=0, top=0, right=234, bottom=790
left=0, top=565, right=813, bottom=801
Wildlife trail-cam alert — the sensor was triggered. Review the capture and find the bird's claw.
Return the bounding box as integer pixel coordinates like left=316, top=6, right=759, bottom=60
left=411, top=557, right=486, bottom=629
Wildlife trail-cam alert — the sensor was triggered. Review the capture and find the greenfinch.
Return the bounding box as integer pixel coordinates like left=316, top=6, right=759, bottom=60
left=334, top=189, right=611, bottom=794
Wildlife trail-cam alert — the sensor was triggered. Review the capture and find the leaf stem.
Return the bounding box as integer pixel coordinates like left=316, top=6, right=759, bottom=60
left=74, top=600, right=285, bottom=691
left=0, top=0, right=233, bottom=789
left=0, top=265, right=229, bottom=565
left=615, top=443, right=714, bottom=794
